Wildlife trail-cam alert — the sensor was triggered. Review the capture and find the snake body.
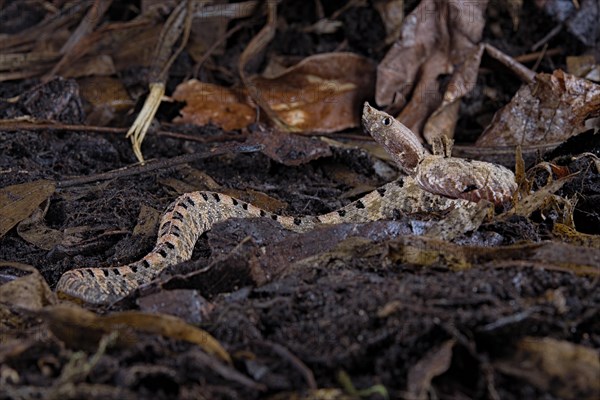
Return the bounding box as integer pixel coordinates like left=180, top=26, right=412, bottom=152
left=56, top=103, right=516, bottom=305
left=56, top=177, right=472, bottom=304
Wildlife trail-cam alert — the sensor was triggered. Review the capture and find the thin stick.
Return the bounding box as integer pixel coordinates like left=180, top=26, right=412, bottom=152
left=57, top=143, right=263, bottom=188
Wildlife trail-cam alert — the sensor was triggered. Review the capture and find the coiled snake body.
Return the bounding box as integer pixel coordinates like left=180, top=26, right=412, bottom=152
left=56, top=104, right=517, bottom=305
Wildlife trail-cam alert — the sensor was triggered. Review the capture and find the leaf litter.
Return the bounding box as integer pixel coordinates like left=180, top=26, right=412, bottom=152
left=0, top=1, right=599, bottom=399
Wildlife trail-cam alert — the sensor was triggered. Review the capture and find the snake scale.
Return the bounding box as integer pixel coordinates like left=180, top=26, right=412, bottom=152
left=56, top=103, right=517, bottom=305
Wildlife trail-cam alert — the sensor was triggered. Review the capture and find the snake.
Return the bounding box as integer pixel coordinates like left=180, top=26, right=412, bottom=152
left=56, top=103, right=517, bottom=305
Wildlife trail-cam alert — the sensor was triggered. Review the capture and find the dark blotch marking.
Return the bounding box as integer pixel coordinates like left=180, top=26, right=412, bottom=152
left=232, top=198, right=238, bottom=205
left=157, top=249, right=168, bottom=258
left=131, top=265, right=138, bottom=273
left=112, top=268, right=121, bottom=276
left=172, top=231, right=181, bottom=238
left=179, top=201, right=189, bottom=210
left=165, top=241, right=175, bottom=249
left=242, top=203, right=248, bottom=210
left=356, top=200, right=365, bottom=209
left=86, top=269, right=95, bottom=277
left=173, top=211, right=184, bottom=221
left=142, top=260, right=151, bottom=268
left=185, top=197, right=195, bottom=207
left=462, top=184, right=479, bottom=193
left=377, top=188, right=386, bottom=196
left=271, top=214, right=278, bottom=220
left=103, top=270, right=109, bottom=277
left=160, top=221, right=171, bottom=233
left=201, top=193, right=208, bottom=201
left=396, top=179, right=404, bottom=188
left=293, top=217, right=302, bottom=225
left=260, top=209, right=266, bottom=217
left=213, top=193, right=221, bottom=202
left=338, top=210, right=346, bottom=217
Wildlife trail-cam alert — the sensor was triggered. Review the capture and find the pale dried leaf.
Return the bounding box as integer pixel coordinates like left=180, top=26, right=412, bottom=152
left=476, top=70, right=600, bottom=147
left=0, top=180, right=56, bottom=238
left=494, top=337, right=600, bottom=400
left=407, top=340, right=456, bottom=400
left=172, top=80, right=255, bottom=131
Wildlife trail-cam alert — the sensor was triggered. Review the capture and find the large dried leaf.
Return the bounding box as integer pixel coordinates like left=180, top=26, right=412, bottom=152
left=174, top=53, right=375, bottom=133
left=407, top=340, right=456, bottom=400
left=17, top=202, right=86, bottom=250
left=0, top=262, right=56, bottom=310
left=476, top=70, right=600, bottom=146
left=376, top=0, right=488, bottom=135
left=494, top=337, right=600, bottom=400
left=40, top=304, right=231, bottom=363
left=251, top=52, right=375, bottom=132
left=172, top=80, right=256, bottom=131
left=0, top=180, right=56, bottom=238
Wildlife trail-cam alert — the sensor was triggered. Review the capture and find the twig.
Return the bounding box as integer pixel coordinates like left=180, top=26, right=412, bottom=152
left=57, top=143, right=263, bottom=188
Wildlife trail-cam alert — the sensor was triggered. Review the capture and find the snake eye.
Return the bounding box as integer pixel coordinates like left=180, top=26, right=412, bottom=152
left=382, top=117, right=393, bottom=126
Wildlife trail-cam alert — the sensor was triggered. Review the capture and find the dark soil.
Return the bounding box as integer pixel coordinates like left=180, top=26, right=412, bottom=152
left=1, top=1, right=599, bottom=399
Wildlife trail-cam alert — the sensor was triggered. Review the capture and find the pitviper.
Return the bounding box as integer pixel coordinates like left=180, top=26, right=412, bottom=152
left=56, top=103, right=517, bottom=305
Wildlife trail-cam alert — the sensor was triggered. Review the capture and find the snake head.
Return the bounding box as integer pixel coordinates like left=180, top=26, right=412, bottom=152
left=362, top=102, right=428, bottom=176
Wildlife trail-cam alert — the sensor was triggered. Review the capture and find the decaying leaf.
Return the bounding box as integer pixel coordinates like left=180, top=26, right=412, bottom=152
left=0, top=262, right=56, bottom=308
left=509, top=174, right=576, bottom=218
left=376, top=0, right=488, bottom=134
left=39, top=304, right=231, bottom=363
left=494, top=337, right=600, bottom=400
left=17, top=201, right=85, bottom=250
left=0, top=180, right=56, bottom=239
left=567, top=55, right=600, bottom=82
left=373, top=0, right=405, bottom=44
left=175, top=53, right=375, bottom=133
left=172, top=80, right=256, bottom=131
left=407, top=340, right=456, bottom=400
left=552, top=223, right=600, bottom=249
left=476, top=70, right=600, bottom=147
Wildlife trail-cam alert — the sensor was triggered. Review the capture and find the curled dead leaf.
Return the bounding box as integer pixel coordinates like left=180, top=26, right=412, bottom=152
left=40, top=304, right=231, bottom=363
left=494, top=337, right=600, bottom=400
left=173, top=53, right=375, bottom=133
left=476, top=70, right=600, bottom=147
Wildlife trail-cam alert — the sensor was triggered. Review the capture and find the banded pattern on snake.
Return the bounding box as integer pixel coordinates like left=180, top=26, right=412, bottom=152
left=56, top=103, right=517, bottom=305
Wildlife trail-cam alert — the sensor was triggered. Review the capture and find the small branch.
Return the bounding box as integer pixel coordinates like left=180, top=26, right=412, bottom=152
left=57, top=143, right=263, bottom=189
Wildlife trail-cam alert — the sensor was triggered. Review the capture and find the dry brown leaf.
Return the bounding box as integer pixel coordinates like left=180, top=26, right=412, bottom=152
left=131, top=204, right=161, bottom=237
left=40, top=304, right=231, bottom=363
left=476, top=70, right=600, bottom=147
left=423, top=44, right=485, bottom=143
left=17, top=204, right=85, bottom=250
left=0, top=180, right=56, bottom=238
left=509, top=174, right=576, bottom=217
left=78, top=75, right=133, bottom=112
left=567, top=55, right=600, bottom=82
left=552, top=223, right=600, bottom=249
left=377, top=0, right=488, bottom=135
left=373, top=0, right=405, bottom=44
left=494, top=337, right=600, bottom=400
left=172, top=80, right=256, bottom=131
left=407, top=340, right=456, bottom=400
left=251, top=52, right=376, bottom=132
left=0, top=262, right=56, bottom=312
left=175, top=53, right=375, bottom=133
